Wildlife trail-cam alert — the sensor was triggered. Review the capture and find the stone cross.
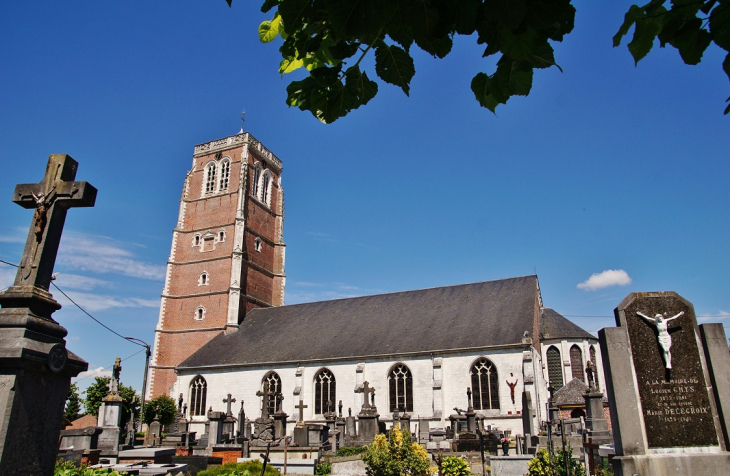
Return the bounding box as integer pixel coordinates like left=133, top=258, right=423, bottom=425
left=295, top=399, right=308, bottom=422
left=223, top=393, right=237, bottom=417
left=357, top=381, right=374, bottom=408
left=11, top=155, right=97, bottom=294
left=256, top=381, right=274, bottom=419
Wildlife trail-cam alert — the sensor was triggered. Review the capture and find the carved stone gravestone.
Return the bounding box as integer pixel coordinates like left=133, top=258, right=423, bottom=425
left=599, top=291, right=730, bottom=475
left=0, top=155, right=96, bottom=474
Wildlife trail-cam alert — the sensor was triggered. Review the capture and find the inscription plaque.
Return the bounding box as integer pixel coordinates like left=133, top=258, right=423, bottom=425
left=616, top=292, right=718, bottom=448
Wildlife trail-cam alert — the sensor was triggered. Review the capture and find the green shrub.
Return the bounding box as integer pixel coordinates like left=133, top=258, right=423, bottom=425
left=440, top=456, right=470, bottom=476
left=361, top=427, right=435, bottom=476
left=54, top=460, right=127, bottom=475
left=198, top=460, right=281, bottom=476
left=336, top=446, right=368, bottom=457
left=315, top=461, right=331, bottom=475
left=527, top=447, right=586, bottom=476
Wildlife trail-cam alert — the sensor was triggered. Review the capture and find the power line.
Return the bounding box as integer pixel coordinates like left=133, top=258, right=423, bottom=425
left=0, top=259, right=146, bottom=348
left=74, top=348, right=147, bottom=383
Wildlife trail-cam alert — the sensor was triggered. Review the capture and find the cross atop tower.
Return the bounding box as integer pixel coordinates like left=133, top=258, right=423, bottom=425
left=239, top=110, right=246, bottom=133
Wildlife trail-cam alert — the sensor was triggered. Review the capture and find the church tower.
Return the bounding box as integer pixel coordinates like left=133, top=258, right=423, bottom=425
left=148, top=132, right=285, bottom=398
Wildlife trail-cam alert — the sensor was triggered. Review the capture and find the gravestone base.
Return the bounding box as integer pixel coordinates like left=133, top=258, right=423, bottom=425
left=612, top=452, right=730, bottom=476
left=0, top=291, right=88, bottom=475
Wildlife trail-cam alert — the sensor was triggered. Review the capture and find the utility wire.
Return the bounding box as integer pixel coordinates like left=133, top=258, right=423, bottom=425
left=0, top=259, right=146, bottom=348
left=74, top=348, right=147, bottom=383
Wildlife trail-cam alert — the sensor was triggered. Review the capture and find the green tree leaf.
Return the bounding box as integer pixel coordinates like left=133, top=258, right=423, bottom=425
left=487, top=0, right=527, bottom=31
left=670, top=20, right=712, bottom=65
left=614, top=4, right=643, bottom=47
left=280, top=56, right=304, bottom=73
left=259, top=14, right=282, bottom=43
left=143, top=395, right=178, bottom=427
left=710, top=4, right=730, bottom=52
left=344, top=66, right=378, bottom=108
left=627, top=8, right=666, bottom=65
left=374, top=44, right=415, bottom=95
left=261, top=0, right=279, bottom=13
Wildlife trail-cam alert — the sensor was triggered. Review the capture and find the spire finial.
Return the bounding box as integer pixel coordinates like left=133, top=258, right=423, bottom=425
left=239, top=109, right=246, bottom=133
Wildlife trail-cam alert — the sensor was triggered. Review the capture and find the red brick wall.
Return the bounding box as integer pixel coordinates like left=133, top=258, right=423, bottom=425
left=149, top=137, right=286, bottom=399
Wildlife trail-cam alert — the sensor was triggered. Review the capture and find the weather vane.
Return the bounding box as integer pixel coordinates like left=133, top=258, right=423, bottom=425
left=239, top=109, right=246, bottom=133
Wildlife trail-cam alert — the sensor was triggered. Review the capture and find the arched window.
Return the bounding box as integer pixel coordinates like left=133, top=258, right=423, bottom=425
left=388, top=363, right=413, bottom=412
left=190, top=376, right=207, bottom=416
left=570, top=345, right=584, bottom=383
left=589, top=345, right=599, bottom=390
left=547, top=346, right=564, bottom=390
left=260, top=171, right=272, bottom=206
left=314, top=368, right=336, bottom=414
left=571, top=408, right=586, bottom=419
left=218, top=158, right=230, bottom=191
left=199, top=272, right=208, bottom=286
left=193, top=234, right=201, bottom=247
left=263, top=372, right=282, bottom=415
left=471, top=357, right=500, bottom=410
left=204, top=161, right=217, bottom=195
left=194, top=306, right=205, bottom=320
left=252, top=164, right=262, bottom=198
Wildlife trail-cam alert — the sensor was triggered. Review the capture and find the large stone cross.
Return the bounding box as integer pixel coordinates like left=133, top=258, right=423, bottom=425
left=223, top=393, right=237, bottom=417
left=11, top=154, right=97, bottom=293
left=358, top=381, right=375, bottom=408
left=295, top=399, right=308, bottom=422
left=256, top=381, right=275, bottom=419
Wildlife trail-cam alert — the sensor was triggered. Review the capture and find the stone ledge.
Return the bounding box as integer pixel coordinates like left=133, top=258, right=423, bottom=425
left=613, top=452, right=730, bottom=476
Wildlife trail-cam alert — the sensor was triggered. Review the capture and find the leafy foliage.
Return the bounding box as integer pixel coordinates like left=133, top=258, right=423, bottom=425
left=143, top=394, right=177, bottom=427
left=440, top=456, right=471, bottom=476
left=527, top=447, right=585, bottom=476
left=336, top=446, right=368, bottom=457
left=64, top=383, right=83, bottom=423
left=361, top=426, right=435, bottom=476
left=54, top=460, right=127, bottom=475
left=314, top=461, right=331, bottom=475
left=83, top=377, right=140, bottom=428
left=198, top=460, right=281, bottom=476
left=614, top=0, right=730, bottom=114
left=228, top=0, right=576, bottom=121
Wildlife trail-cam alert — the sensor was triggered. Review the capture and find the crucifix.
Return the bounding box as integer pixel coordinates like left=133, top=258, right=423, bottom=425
left=295, top=399, right=308, bottom=423
left=9, top=155, right=97, bottom=297
left=466, top=387, right=473, bottom=409
left=223, top=393, right=237, bottom=417
left=256, top=381, right=275, bottom=419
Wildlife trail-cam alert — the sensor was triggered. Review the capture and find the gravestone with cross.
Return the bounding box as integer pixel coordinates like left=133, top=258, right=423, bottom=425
left=0, top=155, right=96, bottom=475
left=356, top=382, right=380, bottom=445
left=600, top=291, right=730, bottom=475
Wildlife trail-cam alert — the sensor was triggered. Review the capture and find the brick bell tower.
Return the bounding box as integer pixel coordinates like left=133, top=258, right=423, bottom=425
left=148, top=131, right=285, bottom=398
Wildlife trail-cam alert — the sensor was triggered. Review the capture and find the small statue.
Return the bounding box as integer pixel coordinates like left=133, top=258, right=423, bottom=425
left=585, top=360, right=595, bottom=390
left=637, top=311, right=684, bottom=369
left=506, top=379, right=518, bottom=404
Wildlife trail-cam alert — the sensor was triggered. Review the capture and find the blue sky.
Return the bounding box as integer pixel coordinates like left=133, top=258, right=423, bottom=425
left=1, top=1, right=728, bottom=398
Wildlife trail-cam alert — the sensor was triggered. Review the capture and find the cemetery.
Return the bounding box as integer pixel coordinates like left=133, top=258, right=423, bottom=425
left=0, top=146, right=728, bottom=476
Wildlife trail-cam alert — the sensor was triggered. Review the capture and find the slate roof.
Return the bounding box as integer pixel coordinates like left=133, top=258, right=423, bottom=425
left=540, top=308, right=596, bottom=341
left=179, top=275, right=540, bottom=370
left=553, top=378, right=607, bottom=406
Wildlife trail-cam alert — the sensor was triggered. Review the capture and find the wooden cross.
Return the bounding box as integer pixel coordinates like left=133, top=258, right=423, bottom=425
left=295, top=399, right=308, bottom=422
left=10, top=155, right=96, bottom=293
left=223, top=393, right=237, bottom=416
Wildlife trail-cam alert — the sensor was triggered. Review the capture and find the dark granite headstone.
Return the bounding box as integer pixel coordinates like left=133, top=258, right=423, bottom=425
left=617, top=292, right=719, bottom=448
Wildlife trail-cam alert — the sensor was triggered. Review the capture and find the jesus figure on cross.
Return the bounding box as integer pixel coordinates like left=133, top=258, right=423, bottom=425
left=637, top=310, right=684, bottom=369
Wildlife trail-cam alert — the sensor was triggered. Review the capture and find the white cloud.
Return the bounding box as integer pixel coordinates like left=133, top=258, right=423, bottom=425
left=577, top=269, right=632, bottom=291
left=74, top=366, right=111, bottom=382
left=697, top=311, right=730, bottom=323
left=53, top=273, right=112, bottom=291
left=58, top=233, right=165, bottom=281
left=56, top=291, right=159, bottom=312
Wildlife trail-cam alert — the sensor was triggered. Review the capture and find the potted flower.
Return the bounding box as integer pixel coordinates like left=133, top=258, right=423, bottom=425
left=500, top=437, right=510, bottom=456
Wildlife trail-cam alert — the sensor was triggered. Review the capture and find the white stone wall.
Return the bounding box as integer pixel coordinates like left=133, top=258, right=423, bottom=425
left=177, top=346, right=536, bottom=437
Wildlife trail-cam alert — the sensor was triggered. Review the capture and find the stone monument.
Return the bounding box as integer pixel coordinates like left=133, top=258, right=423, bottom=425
left=355, top=381, right=379, bottom=445
left=599, top=291, right=730, bottom=475
left=0, top=155, right=96, bottom=474
left=97, top=357, right=124, bottom=456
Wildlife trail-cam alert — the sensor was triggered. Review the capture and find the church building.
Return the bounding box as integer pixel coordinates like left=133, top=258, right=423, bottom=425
left=148, top=131, right=604, bottom=437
